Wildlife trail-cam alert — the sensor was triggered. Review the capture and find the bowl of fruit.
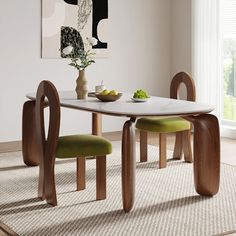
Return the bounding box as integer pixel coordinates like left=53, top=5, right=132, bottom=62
left=131, top=89, right=150, bottom=102
left=95, top=89, right=122, bottom=102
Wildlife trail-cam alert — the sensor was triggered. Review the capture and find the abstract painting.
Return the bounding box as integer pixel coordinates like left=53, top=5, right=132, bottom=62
left=42, top=0, right=108, bottom=58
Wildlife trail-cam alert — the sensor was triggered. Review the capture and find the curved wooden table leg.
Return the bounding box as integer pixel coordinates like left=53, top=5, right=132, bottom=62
left=188, top=114, right=220, bottom=196
left=22, top=100, right=40, bottom=166
left=122, top=117, right=136, bottom=213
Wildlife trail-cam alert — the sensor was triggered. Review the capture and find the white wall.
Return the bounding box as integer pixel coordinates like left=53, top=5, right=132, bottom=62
left=170, top=0, right=192, bottom=77
left=0, top=0, right=171, bottom=142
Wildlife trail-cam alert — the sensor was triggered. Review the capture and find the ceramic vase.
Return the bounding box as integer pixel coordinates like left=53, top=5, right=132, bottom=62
left=75, top=69, right=88, bottom=99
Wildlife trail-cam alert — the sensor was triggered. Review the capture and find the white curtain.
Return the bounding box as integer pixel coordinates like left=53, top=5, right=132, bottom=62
left=191, top=0, right=221, bottom=117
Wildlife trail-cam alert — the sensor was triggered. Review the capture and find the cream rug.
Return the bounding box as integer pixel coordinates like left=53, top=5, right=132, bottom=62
left=0, top=142, right=236, bottom=236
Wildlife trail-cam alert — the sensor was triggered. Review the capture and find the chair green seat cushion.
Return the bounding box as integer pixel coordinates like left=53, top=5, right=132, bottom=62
left=56, top=135, right=112, bottom=158
left=136, top=117, right=190, bottom=133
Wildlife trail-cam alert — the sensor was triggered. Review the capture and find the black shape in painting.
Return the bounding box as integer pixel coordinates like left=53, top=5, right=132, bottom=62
left=62, top=0, right=108, bottom=49
left=60, top=27, right=84, bottom=58
left=92, top=0, right=108, bottom=49
left=64, top=0, right=78, bottom=5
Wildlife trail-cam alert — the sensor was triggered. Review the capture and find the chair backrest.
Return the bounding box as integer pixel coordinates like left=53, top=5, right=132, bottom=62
left=35, top=80, right=60, bottom=160
left=170, top=72, right=196, bottom=101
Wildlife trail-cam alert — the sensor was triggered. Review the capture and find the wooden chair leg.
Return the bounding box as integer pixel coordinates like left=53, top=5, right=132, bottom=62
left=140, top=130, right=148, bottom=162
left=38, top=157, right=45, bottom=200
left=182, top=130, right=193, bottom=163
left=173, top=132, right=183, bottom=160
left=44, top=156, right=57, bottom=206
left=159, top=133, right=167, bottom=168
left=96, top=156, right=106, bottom=200
left=77, top=157, right=86, bottom=191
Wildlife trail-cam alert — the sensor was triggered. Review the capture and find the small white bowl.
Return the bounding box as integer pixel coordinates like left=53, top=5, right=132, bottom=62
left=131, top=97, right=150, bottom=102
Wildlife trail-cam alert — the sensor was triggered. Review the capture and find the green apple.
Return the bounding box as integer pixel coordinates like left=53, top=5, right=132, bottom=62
left=100, top=89, right=110, bottom=95
left=109, top=90, right=119, bottom=95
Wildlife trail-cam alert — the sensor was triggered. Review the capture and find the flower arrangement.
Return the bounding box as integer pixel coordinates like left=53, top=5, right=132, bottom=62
left=62, top=37, right=98, bottom=70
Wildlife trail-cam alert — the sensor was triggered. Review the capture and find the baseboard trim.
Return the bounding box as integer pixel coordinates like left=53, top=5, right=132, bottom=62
left=0, top=141, right=22, bottom=153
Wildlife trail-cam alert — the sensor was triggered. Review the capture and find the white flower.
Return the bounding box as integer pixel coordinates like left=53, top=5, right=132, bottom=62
left=61, top=36, right=97, bottom=70
left=87, top=37, right=98, bottom=46
left=62, top=45, right=73, bottom=55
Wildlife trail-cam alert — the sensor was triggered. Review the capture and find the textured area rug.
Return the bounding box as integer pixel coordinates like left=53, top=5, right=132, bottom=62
left=0, top=142, right=236, bottom=236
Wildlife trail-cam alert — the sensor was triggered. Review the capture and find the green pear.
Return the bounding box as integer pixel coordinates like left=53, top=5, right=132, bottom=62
left=109, top=90, right=118, bottom=95
left=100, top=89, right=110, bottom=95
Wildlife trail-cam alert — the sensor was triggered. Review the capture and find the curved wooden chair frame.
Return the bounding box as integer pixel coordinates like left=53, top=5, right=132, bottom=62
left=35, top=81, right=60, bottom=205
left=140, top=72, right=196, bottom=168
left=170, top=72, right=196, bottom=101
left=35, top=80, right=107, bottom=206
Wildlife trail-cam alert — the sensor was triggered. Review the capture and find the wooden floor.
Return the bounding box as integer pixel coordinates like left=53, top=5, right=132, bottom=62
left=0, top=221, right=18, bottom=236
left=1, top=131, right=236, bottom=236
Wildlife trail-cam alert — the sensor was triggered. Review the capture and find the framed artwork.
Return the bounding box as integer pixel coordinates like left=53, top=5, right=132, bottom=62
left=42, top=0, right=108, bottom=58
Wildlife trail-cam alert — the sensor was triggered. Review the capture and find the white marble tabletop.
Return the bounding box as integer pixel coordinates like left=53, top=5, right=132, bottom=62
left=27, top=91, right=214, bottom=117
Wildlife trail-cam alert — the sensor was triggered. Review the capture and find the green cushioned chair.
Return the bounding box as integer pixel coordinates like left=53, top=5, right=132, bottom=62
left=35, top=80, right=112, bottom=206
left=135, top=72, right=196, bottom=168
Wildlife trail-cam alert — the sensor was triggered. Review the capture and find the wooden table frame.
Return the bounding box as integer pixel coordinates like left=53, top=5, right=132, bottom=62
left=22, top=97, right=220, bottom=213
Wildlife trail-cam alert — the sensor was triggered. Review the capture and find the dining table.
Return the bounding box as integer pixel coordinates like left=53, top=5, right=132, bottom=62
left=22, top=91, right=220, bottom=213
